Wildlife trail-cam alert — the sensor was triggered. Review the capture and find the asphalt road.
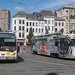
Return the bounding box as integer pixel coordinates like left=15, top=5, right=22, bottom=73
left=0, top=46, right=75, bottom=75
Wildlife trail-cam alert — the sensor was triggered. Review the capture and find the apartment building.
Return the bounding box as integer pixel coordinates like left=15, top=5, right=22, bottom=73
left=55, top=17, right=65, bottom=33
left=40, top=10, right=54, bottom=33
left=0, top=9, right=10, bottom=31
left=55, top=6, right=75, bottom=33
left=12, top=12, right=45, bottom=43
left=12, top=10, right=65, bottom=43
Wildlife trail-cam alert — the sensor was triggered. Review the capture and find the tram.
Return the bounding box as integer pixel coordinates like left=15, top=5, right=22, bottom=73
left=31, top=33, right=75, bottom=58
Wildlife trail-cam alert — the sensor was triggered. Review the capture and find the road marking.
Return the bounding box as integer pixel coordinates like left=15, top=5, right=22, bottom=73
left=24, top=58, right=67, bottom=67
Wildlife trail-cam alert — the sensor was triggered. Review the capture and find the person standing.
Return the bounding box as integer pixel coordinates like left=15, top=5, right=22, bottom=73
left=17, top=42, right=20, bottom=53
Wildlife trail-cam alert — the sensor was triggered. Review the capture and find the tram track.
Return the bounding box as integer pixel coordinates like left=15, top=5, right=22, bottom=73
left=23, top=57, right=68, bottom=67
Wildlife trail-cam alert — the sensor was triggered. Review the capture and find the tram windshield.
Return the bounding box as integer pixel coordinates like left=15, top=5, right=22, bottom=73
left=70, top=39, right=75, bottom=46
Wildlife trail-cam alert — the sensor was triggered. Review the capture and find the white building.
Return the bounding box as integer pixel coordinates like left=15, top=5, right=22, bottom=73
left=12, top=12, right=45, bottom=44
left=44, top=16, right=55, bottom=33
left=43, top=16, right=65, bottom=34
left=54, top=17, right=65, bottom=33
left=12, top=10, right=65, bottom=44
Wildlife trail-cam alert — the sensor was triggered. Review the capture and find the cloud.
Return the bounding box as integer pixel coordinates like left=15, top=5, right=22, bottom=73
left=14, top=6, right=25, bottom=11
left=38, top=0, right=75, bottom=10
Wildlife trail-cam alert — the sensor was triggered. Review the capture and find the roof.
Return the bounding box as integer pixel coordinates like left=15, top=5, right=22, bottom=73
left=56, top=6, right=75, bottom=11
left=41, top=10, right=53, bottom=16
left=33, top=12, right=44, bottom=20
left=54, top=17, right=65, bottom=21
left=26, top=14, right=35, bottom=20
left=54, top=11, right=57, bottom=17
left=13, top=12, right=26, bottom=18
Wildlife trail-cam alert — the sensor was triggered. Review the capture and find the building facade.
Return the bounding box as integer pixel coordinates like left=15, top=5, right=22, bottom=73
left=12, top=12, right=45, bottom=43
left=12, top=10, right=65, bottom=44
left=56, top=6, right=75, bottom=33
left=54, top=17, right=65, bottom=33
left=44, top=16, right=55, bottom=33
left=0, top=9, right=10, bottom=31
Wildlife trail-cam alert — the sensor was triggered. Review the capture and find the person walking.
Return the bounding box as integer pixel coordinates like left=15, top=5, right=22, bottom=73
left=20, top=45, right=25, bottom=54
left=22, top=46, right=25, bottom=54
left=17, top=42, right=20, bottom=53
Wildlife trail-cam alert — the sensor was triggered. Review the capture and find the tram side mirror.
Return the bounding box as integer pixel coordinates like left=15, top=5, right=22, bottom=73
left=55, top=41, right=58, bottom=46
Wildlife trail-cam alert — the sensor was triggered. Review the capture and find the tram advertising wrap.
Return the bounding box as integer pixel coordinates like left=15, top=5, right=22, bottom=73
left=31, top=33, right=75, bottom=59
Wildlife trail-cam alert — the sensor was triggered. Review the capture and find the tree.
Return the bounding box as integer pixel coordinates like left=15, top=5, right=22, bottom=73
left=45, top=29, right=48, bottom=34
left=28, top=27, right=34, bottom=43
left=59, top=28, right=64, bottom=34
left=0, top=28, right=2, bottom=31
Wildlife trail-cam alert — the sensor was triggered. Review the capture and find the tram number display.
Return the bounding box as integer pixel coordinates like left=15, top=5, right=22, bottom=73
left=39, top=42, right=48, bottom=54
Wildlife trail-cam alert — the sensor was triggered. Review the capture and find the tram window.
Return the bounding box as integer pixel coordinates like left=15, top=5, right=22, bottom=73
left=38, top=38, right=47, bottom=41
left=70, top=39, right=75, bottom=46
left=55, top=40, right=58, bottom=46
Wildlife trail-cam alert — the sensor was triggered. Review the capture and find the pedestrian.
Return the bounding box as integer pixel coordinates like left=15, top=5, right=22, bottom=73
left=22, top=46, right=25, bottom=54
left=20, top=45, right=25, bottom=54
left=17, top=42, right=20, bottom=53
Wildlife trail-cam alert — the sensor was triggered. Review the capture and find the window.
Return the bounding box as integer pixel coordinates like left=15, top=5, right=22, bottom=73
left=48, top=26, right=50, bottom=30
left=62, top=22, right=64, bottom=26
left=39, top=29, right=40, bottom=33
left=30, top=22, right=31, bottom=26
left=70, top=24, right=73, bottom=29
left=36, top=22, right=37, bottom=26
left=66, top=10, right=68, bottom=15
left=70, top=10, right=72, bottom=15
left=66, top=17, right=68, bottom=21
left=52, top=26, right=54, bottom=31
left=19, top=20, right=21, bottom=24
left=14, top=20, right=16, bottom=24
left=14, top=26, right=16, bottom=30
left=55, top=22, right=57, bottom=26
left=26, top=28, right=28, bottom=32
left=65, top=24, right=68, bottom=29
left=45, top=26, right=47, bottom=30
left=36, top=28, right=37, bottom=32
left=48, top=20, right=50, bottom=24
left=52, top=20, right=54, bottom=24
left=22, top=20, right=24, bottom=24
left=22, top=26, right=24, bottom=30
left=33, top=28, right=34, bottom=32
left=26, top=22, right=28, bottom=26
left=19, top=33, right=21, bottom=37
left=22, top=32, right=24, bottom=37
left=45, top=20, right=47, bottom=24
left=33, top=22, right=34, bottom=26
left=42, top=28, right=43, bottom=32
left=55, top=28, right=57, bottom=32
left=19, top=26, right=21, bottom=30
left=59, top=22, right=60, bottom=26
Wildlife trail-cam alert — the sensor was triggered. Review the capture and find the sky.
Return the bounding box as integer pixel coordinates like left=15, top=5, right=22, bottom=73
left=0, top=0, right=75, bottom=16
left=0, top=0, right=75, bottom=29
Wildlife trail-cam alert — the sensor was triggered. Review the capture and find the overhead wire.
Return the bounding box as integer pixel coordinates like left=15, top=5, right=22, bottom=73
left=8, top=0, right=27, bottom=6
left=0, top=0, right=46, bottom=9
left=25, top=0, right=46, bottom=9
